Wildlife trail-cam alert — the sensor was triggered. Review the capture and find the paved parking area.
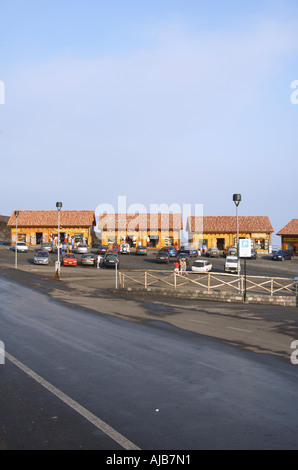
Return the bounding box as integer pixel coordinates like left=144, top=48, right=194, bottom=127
left=1, top=245, right=298, bottom=280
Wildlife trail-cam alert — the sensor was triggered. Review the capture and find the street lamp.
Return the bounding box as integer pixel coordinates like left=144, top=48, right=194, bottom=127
left=14, top=210, right=19, bottom=269
left=233, top=194, right=241, bottom=292
left=56, top=202, right=62, bottom=278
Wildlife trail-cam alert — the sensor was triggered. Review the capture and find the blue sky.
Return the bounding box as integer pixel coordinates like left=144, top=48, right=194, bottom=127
left=1, top=0, right=298, bottom=244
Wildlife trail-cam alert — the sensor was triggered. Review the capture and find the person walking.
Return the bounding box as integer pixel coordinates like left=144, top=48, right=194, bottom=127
left=174, top=260, right=179, bottom=273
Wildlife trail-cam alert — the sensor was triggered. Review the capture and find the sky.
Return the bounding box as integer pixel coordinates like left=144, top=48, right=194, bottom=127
left=1, top=0, right=298, bottom=245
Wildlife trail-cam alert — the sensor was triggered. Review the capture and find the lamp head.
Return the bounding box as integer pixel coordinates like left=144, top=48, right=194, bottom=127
left=56, top=202, right=62, bottom=211
left=233, top=194, right=241, bottom=206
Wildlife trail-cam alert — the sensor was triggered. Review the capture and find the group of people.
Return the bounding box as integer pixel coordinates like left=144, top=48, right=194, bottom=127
left=173, top=258, right=187, bottom=274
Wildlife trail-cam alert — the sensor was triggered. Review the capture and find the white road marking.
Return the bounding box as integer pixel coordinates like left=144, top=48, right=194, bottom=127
left=227, top=327, right=253, bottom=333
left=5, top=351, right=140, bottom=450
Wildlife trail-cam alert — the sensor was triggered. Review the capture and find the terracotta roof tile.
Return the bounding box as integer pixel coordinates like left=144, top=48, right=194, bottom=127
left=276, top=219, right=298, bottom=236
left=7, top=210, right=96, bottom=227
left=98, top=213, right=183, bottom=231
left=187, top=216, right=273, bottom=233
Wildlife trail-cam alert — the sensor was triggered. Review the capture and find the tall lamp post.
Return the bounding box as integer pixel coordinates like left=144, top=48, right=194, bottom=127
left=233, top=194, right=241, bottom=292
left=14, top=210, right=19, bottom=269
left=56, top=202, right=62, bottom=278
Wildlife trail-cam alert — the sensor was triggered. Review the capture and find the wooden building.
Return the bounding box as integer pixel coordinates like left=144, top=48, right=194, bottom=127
left=276, top=219, right=298, bottom=254
left=7, top=210, right=96, bottom=246
left=97, top=213, right=183, bottom=248
left=187, top=216, right=274, bottom=252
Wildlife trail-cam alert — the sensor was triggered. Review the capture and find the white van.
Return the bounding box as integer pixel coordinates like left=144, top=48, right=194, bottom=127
left=225, top=255, right=240, bottom=273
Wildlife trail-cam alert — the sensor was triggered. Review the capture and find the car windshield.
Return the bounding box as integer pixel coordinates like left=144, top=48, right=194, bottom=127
left=16, top=242, right=26, bottom=245
left=138, top=246, right=146, bottom=249
left=65, top=254, right=75, bottom=258
left=83, top=254, right=93, bottom=258
left=36, top=251, right=48, bottom=257
left=106, top=254, right=117, bottom=259
left=194, top=262, right=204, bottom=267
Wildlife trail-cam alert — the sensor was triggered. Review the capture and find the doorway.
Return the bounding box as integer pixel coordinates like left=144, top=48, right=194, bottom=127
left=216, top=238, right=225, bottom=250
left=35, top=232, right=43, bottom=244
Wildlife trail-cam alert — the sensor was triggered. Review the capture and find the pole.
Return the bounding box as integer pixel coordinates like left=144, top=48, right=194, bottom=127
left=15, top=216, right=18, bottom=269
left=14, top=211, right=19, bottom=269
left=115, top=257, right=118, bottom=289
left=55, top=202, right=62, bottom=279
left=236, top=204, right=240, bottom=293
left=244, top=257, right=247, bottom=302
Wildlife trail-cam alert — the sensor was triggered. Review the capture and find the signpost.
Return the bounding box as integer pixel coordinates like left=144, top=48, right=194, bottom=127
left=239, top=239, right=252, bottom=302
left=112, top=243, right=120, bottom=289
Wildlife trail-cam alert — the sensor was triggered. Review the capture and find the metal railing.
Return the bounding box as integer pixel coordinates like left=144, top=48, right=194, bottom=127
left=118, top=270, right=297, bottom=297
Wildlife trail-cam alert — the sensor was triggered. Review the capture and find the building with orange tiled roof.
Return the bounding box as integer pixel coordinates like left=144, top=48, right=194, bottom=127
left=276, top=219, right=298, bottom=254
left=187, top=216, right=274, bottom=252
left=97, top=213, right=183, bottom=248
left=7, top=210, right=96, bottom=246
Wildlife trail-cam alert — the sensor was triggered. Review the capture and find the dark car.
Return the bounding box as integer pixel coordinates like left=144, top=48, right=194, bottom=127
left=177, top=252, right=190, bottom=265
left=160, top=246, right=177, bottom=257
left=250, top=250, right=257, bottom=259
left=136, top=245, right=147, bottom=255
left=272, top=250, right=292, bottom=261
left=178, top=248, right=198, bottom=257
left=156, top=251, right=170, bottom=263
left=205, top=247, right=220, bottom=258
left=98, top=245, right=109, bottom=255
left=103, top=253, right=119, bottom=268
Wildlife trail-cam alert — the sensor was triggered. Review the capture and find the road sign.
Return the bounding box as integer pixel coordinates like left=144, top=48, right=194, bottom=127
left=239, top=238, right=251, bottom=258
left=112, top=242, right=119, bottom=254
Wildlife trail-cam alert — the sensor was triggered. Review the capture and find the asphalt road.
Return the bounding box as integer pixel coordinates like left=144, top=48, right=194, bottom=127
left=1, top=268, right=298, bottom=450
left=1, top=246, right=298, bottom=450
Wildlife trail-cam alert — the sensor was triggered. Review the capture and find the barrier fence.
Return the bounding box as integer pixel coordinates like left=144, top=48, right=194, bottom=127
left=118, top=270, right=298, bottom=297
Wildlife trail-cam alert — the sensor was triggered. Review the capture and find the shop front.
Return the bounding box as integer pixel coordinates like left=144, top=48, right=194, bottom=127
left=8, top=210, right=96, bottom=246
left=187, top=216, right=273, bottom=253
left=277, top=219, right=298, bottom=255
left=98, top=213, right=183, bottom=249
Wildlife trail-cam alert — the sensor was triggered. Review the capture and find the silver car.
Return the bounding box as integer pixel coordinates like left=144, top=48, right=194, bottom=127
left=81, top=254, right=95, bottom=266
left=11, top=242, right=28, bottom=252
left=34, top=251, right=50, bottom=265
left=76, top=244, right=88, bottom=254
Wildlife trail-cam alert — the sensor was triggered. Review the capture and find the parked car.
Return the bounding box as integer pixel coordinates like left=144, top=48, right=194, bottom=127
left=272, top=250, right=292, bottom=261
left=41, top=243, right=52, bottom=252
left=62, top=253, right=77, bottom=266
left=224, top=246, right=237, bottom=257
left=98, top=245, right=109, bottom=255
left=178, top=248, right=198, bottom=257
left=34, top=251, right=50, bottom=265
left=81, top=253, right=96, bottom=266
left=11, top=242, right=28, bottom=252
left=205, top=247, right=220, bottom=258
left=177, top=252, right=190, bottom=265
left=249, top=250, right=257, bottom=260
left=120, top=243, right=130, bottom=254
left=76, top=244, right=88, bottom=254
left=225, top=255, right=240, bottom=273
left=191, top=260, right=212, bottom=273
left=156, top=251, right=170, bottom=263
left=160, top=246, right=177, bottom=257
left=103, top=253, right=119, bottom=268
left=136, top=245, right=147, bottom=255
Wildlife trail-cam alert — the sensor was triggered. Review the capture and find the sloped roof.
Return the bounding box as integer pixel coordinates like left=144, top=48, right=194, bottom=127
left=98, top=213, right=183, bottom=231
left=276, top=219, right=298, bottom=236
left=7, top=210, right=96, bottom=227
left=187, top=216, right=274, bottom=234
